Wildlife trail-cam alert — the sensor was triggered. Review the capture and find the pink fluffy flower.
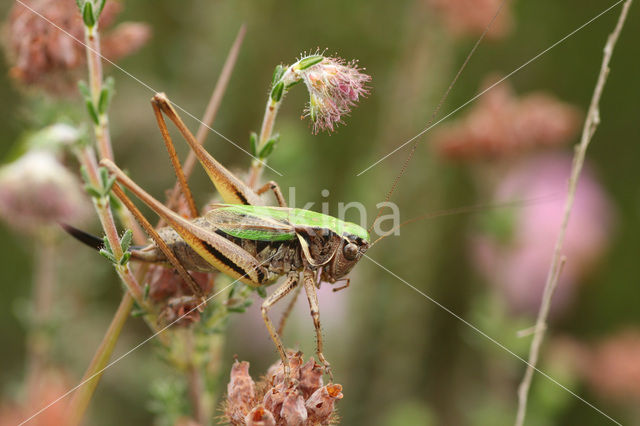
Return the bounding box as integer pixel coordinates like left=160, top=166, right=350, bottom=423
left=299, top=56, right=371, bottom=134
left=471, top=153, right=614, bottom=316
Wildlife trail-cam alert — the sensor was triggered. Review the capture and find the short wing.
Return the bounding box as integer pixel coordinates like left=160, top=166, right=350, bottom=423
left=204, top=205, right=296, bottom=241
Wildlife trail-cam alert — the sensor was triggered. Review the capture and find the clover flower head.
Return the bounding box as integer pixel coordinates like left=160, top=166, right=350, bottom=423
left=295, top=53, right=371, bottom=134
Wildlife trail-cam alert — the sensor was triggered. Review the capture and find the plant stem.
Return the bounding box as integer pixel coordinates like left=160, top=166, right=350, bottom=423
left=246, top=97, right=280, bottom=188
left=67, top=292, right=135, bottom=426
left=67, top=12, right=152, bottom=425
left=84, top=24, right=113, bottom=162
left=515, top=2, right=632, bottom=425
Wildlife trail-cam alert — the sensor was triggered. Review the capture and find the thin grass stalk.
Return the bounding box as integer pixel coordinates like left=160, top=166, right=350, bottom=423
left=67, top=292, right=135, bottom=426
left=515, top=2, right=633, bottom=424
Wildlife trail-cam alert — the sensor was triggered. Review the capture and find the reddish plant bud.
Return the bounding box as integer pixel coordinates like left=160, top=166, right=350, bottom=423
left=298, top=358, right=324, bottom=399
left=280, top=391, right=307, bottom=426
left=224, top=352, right=342, bottom=425
left=305, top=384, right=343, bottom=423
left=225, top=360, right=256, bottom=424
left=245, top=405, right=276, bottom=426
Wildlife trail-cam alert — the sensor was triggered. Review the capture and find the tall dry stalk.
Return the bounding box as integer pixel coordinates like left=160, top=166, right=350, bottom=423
left=515, top=1, right=633, bottom=425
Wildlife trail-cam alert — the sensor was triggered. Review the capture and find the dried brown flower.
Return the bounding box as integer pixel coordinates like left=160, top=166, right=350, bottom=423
left=434, top=77, right=581, bottom=160
left=223, top=351, right=342, bottom=425
left=148, top=264, right=214, bottom=325
left=5, top=0, right=151, bottom=95
left=426, top=0, right=513, bottom=39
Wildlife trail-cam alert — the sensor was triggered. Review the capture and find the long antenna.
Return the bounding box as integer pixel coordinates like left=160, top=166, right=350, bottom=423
left=370, top=193, right=561, bottom=246
left=368, top=0, right=509, bottom=232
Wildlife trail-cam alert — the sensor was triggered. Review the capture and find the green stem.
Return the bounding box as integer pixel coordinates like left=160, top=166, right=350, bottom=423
left=67, top=292, right=135, bottom=426
left=247, top=97, right=281, bottom=188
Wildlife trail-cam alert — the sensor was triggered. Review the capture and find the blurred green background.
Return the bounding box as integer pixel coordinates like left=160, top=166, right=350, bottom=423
left=1, top=0, right=639, bottom=425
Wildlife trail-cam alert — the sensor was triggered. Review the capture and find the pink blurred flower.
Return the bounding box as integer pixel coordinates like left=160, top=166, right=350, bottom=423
left=0, top=150, right=90, bottom=232
left=426, top=0, right=513, bottom=39
left=0, top=369, right=71, bottom=426
left=434, top=77, right=581, bottom=160
left=471, top=153, right=614, bottom=316
left=554, top=330, right=640, bottom=405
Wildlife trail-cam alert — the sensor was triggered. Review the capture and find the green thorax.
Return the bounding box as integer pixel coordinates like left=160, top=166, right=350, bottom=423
left=207, top=205, right=370, bottom=243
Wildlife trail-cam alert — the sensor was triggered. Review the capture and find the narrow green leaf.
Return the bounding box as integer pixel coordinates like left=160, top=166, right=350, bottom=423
left=96, top=0, right=106, bottom=16
left=109, top=192, right=121, bottom=210
left=84, top=185, right=102, bottom=199
left=227, top=307, right=246, bottom=313
left=80, top=165, right=91, bottom=185
left=131, top=307, right=146, bottom=317
left=78, top=80, right=91, bottom=99
left=82, top=1, right=96, bottom=28
left=102, top=235, right=112, bottom=253
left=98, top=77, right=115, bottom=114
left=249, top=132, right=258, bottom=156
left=143, top=284, right=150, bottom=300
left=297, top=55, right=323, bottom=70
left=98, top=89, right=109, bottom=115
left=99, top=249, right=117, bottom=263
left=285, top=79, right=301, bottom=90
left=256, top=286, right=267, bottom=298
left=120, top=229, right=133, bottom=252
left=272, top=64, right=285, bottom=85
left=86, top=100, right=100, bottom=125
left=119, top=252, right=131, bottom=266
left=270, top=81, right=284, bottom=102
left=104, top=175, right=116, bottom=194
left=99, top=166, right=109, bottom=188
left=258, top=134, right=278, bottom=158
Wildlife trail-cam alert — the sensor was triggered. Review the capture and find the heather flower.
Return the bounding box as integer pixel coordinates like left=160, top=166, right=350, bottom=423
left=0, top=368, right=71, bottom=426
left=275, top=53, right=370, bottom=134
left=434, top=77, right=580, bottom=160
left=572, top=330, right=640, bottom=404
left=471, top=154, right=614, bottom=316
left=223, top=351, right=342, bottom=425
left=0, top=150, right=89, bottom=232
left=5, top=0, right=151, bottom=95
left=426, top=0, right=513, bottom=39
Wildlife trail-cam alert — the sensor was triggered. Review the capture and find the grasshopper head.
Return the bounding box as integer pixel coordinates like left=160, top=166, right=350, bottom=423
left=322, top=234, right=370, bottom=282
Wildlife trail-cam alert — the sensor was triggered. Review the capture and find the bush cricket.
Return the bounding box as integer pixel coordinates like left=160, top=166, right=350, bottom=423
left=66, top=93, right=372, bottom=380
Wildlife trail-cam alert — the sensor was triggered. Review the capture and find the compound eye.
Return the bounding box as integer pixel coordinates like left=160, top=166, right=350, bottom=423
left=343, top=243, right=358, bottom=261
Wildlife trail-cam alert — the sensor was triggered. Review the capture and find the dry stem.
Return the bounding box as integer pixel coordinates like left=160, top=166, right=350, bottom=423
left=68, top=15, right=148, bottom=424
left=67, top=292, right=135, bottom=426
left=515, top=2, right=633, bottom=424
